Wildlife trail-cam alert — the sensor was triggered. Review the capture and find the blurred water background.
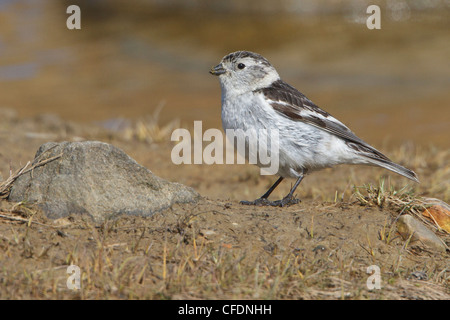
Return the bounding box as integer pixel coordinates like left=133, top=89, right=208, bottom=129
left=0, top=0, right=449, bottom=147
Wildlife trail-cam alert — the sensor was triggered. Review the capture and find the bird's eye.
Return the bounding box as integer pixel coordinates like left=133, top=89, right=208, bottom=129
left=237, top=63, right=246, bottom=70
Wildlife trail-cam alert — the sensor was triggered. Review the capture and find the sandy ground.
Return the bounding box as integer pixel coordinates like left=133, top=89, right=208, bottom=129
left=0, top=111, right=448, bottom=299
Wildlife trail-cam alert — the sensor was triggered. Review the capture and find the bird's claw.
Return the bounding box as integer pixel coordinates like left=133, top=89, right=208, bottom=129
left=240, top=198, right=271, bottom=206
left=240, top=195, right=300, bottom=207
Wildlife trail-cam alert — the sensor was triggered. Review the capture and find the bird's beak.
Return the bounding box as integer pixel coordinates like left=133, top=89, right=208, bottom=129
left=209, top=63, right=226, bottom=76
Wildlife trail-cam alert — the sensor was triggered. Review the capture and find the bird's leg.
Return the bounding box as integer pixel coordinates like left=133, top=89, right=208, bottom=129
left=270, top=175, right=304, bottom=207
left=241, top=174, right=304, bottom=207
left=240, top=177, right=284, bottom=206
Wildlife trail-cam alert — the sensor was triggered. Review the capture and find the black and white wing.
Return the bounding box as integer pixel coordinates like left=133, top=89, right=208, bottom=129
left=256, top=80, right=419, bottom=182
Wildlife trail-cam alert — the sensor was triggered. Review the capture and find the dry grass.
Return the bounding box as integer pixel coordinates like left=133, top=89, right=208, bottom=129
left=0, top=196, right=448, bottom=300
left=0, top=153, right=62, bottom=200
left=123, top=103, right=180, bottom=144
left=353, top=178, right=449, bottom=242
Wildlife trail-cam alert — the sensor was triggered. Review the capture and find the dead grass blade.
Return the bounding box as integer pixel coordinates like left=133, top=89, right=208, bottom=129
left=123, top=103, right=180, bottom=144
left=0, top=153, right=62, bottom=199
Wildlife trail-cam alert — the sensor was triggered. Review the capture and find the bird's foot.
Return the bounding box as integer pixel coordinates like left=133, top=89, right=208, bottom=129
left=240, top=194, right=300, bottom=207
left=240, top=197, right=271, bottom=206
left=270, top=194, right=300, bottom=207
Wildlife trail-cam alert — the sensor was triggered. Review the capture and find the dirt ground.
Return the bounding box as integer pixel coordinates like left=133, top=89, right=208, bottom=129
left=0, top=110, right=448, bottom=300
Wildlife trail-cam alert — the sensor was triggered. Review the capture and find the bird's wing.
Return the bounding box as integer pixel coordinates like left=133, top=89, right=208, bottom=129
left=258, top=80, right=390, bottom=161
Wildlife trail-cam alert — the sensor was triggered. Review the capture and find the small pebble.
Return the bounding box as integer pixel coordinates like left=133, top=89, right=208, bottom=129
left=409, top=271, right=428, bottom=281
left=312, top=245, right=326, bottom=253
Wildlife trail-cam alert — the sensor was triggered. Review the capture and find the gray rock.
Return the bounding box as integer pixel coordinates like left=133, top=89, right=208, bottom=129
left=9, top=141, right=200, bottom=222
left=396, top=215, right=448, bottom=252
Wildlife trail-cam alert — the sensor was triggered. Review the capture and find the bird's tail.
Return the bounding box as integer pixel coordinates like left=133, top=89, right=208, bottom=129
left=346, top=140, right=419, bottom=183
left=367, top=157, right=419, bottom=183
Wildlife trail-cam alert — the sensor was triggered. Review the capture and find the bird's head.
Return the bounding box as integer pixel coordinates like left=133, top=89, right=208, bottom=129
left=210, top=51, right=280, bottom=95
